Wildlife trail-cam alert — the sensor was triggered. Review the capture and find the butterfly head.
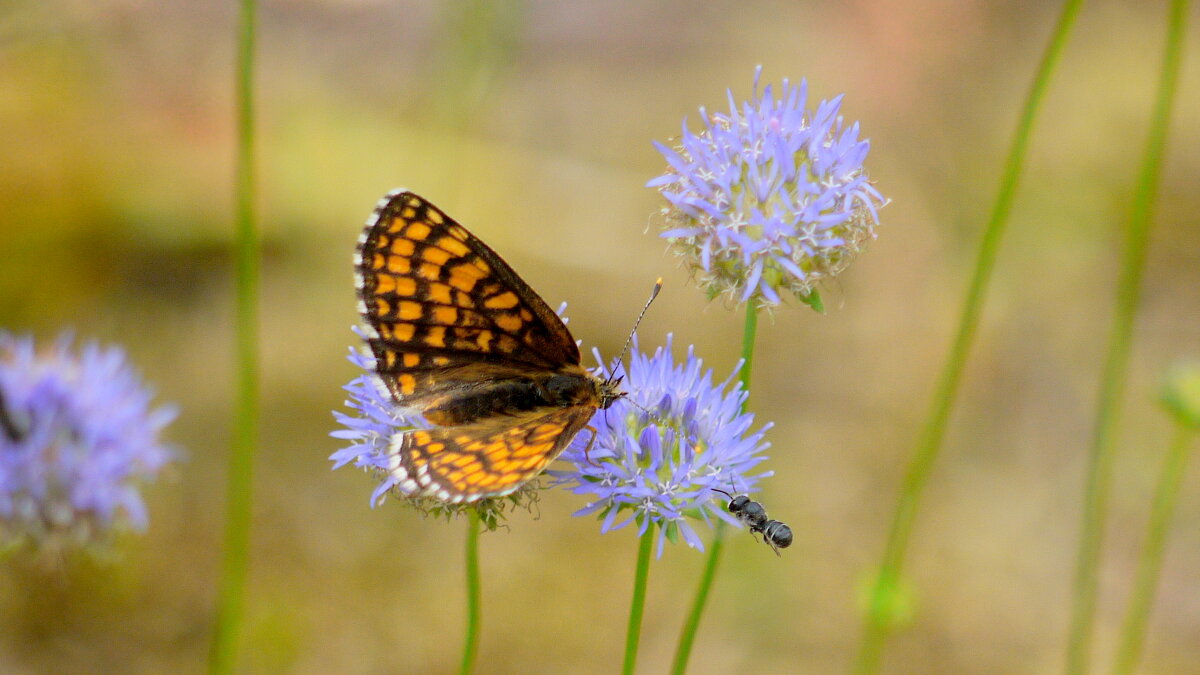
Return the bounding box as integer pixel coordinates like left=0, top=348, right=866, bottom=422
left=598, top=374, right=625, bottom=410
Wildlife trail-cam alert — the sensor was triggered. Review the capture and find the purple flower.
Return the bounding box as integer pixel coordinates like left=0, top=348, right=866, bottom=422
left=330, top=328, right=429, bottom=508
left=549, top=335, right=773, bottom=557
left=649, top=67, right=887, bottom=309
left=0, top=333, right=177, bottom=547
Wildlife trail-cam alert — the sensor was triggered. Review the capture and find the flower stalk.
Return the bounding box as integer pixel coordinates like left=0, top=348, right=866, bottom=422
left=458, top=510, right=482, bottom=675
left=211, top=0, right=259, bottom=669
left=854, top=2, right=1083, bottom=671
left=1112, top=361, right=1200, bottom=675
left=1112, top=423, right=1196, bottom=675
left=623, top=522, right=655, bottom=675
left=1067, top=2, right=1187, bottom=671
left=671, top=303, right=759, bottom=674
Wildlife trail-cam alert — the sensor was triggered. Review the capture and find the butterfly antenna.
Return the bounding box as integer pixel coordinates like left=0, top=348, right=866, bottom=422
left=624, top=397, right=658, bottom=420
left=604, top=278, right=663, bottom=386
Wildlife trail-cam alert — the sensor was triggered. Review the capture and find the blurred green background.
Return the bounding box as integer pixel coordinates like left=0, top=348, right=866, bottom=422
left=2, top=0, right=1199, bottom=672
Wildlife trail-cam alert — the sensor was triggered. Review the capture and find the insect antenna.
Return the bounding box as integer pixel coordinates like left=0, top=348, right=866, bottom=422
left=617, top=396, right=657, bottom=421
left=603, top=278, right=663, bottom=388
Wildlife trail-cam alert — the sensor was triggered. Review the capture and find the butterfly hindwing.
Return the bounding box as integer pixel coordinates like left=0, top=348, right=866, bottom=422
left=386, top=406, right=597, bottom=502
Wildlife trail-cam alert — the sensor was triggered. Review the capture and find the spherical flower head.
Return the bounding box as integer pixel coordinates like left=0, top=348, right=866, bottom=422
left=0, top=333, right=177, bottom=548
left=550, top=335, right=774, bottom=558
left=649, top=66, right=887, bottom=309
left=331, top=326, right=543, bottom=529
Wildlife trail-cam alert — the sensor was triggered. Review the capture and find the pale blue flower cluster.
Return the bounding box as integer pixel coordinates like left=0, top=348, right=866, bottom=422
left=0, top=333, right=176, bottom=546
left=330, top=330, right=428, bottom=507
left=551, top=336, right=772, bottom=557
left=649, top=67, right=886, bottom=307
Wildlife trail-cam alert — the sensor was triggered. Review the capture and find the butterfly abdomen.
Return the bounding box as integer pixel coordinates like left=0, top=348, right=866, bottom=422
left=423, top=372, right=599, bottom=427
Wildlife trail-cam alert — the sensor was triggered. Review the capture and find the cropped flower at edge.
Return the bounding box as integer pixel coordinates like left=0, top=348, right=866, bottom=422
left=0, top=332, right=177, bottom=548
left=550, top=335, right=774, bottom=558
left=649, top=67, right=887, bottom=309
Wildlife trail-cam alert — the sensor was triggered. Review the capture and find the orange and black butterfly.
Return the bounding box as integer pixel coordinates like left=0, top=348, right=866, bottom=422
left=354, top=190, right=623, bottom=503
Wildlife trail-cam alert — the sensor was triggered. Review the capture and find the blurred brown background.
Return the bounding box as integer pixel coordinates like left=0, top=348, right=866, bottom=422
left=2, top=0, right=1199, bottom=672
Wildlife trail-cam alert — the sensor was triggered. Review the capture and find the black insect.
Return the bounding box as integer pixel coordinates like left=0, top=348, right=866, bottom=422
left=0, top=388, right=22, bottom=443
left=712, top=488, right=792, bottom=555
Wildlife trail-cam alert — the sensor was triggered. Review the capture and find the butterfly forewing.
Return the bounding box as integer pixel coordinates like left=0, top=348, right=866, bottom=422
left=356, top=191, right=583, bottom=408
left=355, top=189, right=607, bottom=502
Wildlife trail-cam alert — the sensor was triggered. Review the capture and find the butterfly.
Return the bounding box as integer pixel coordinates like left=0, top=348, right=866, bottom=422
left=354, top=189, right=624, bottom=503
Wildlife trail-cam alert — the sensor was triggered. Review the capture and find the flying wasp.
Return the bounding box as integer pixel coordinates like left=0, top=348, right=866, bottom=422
left=712, top=488, right=792, bottom=555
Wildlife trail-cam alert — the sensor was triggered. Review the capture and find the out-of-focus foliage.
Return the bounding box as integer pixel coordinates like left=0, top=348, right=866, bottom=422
left=1, top=1, right=1198, bottom=672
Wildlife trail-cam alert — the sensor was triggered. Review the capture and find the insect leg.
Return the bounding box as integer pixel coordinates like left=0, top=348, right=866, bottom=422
left=581, top=425, right=601, bottom=467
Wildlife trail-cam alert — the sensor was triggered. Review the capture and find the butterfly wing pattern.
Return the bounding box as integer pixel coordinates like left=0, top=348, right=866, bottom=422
left=354, top=190, right=620, bottom=503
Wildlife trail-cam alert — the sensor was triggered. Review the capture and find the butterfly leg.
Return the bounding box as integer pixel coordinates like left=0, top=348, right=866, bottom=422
left=581, top=425, right=601, bottom=467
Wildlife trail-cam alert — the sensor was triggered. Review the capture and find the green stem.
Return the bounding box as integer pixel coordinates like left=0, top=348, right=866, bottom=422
left=209, top=0, right=258, bottom=672
left=670, top=303, right=759, bottom=674
left=623, top=522, right=655, bottom=675
left=854, top=2, right=1083, bottom=672
left=1112, top=424, right=1196, bottom=675
left=669, top=521, right=726, bottom=675
left=1068, top=3, right=1188, bottom=672
left=458, top=511, right=482, bottom=675
left=738, top=302, right=759, bottom=397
